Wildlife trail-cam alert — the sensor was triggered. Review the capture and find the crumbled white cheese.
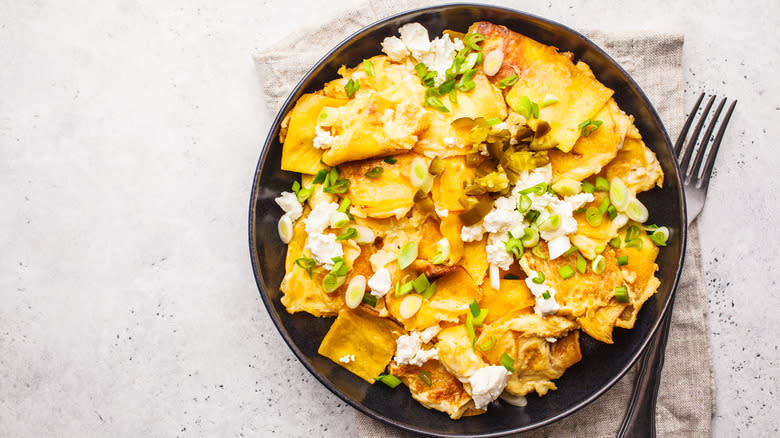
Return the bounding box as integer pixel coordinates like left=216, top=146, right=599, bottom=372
left=380, top=22, right=464, bottom=86
left=304, top=202, right=339, bottom=235
left=613, top=212, right=629, bottom=229
left=368, top=268, right=392, bottom=297
left=304, top=233, right=343, bottom=268
left=546, top=337, right=558, bottom=343
left=443, top=136, right=457, bottom=146
left=339, top=354, right=355, bottom=364
left=491, top=122, right=508, bottom=131
left=435, top=206, right=449, bottom=218
left=489, top=264, right=501, bottom=291
left=523, top=191, right=594, bottom=241
left=313, top=125, right=336, bottom=150
left=419, top=325, right=441, bottom=343
left=274, top=191, right=302, bottom=222
left=469, top=365, right=511, bottom=410
left=394, top=330, right=439, bottom=367
left=486, top=233, right=514, bottom=271
left=525, top=270, right=560, bottom=316
left=547, top=235, right=572, bottom=260
left=461, top=223, right=485, bottom=242
left=483, top=196, right=523, bottom=234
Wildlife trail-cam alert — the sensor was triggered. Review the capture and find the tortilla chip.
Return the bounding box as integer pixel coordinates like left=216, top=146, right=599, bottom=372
left=318, top=308, right=403, bottom=383
left=340, top=153, right=418, bottom=219
left=389, top=360, right=474, bottom=419
left=282, top=93, right=349, bottom=174
left=431, top=156, right=475, bottom=212
left=458, top=237, right=489, bottom=286
left=479, top=279, right=535, bottom=324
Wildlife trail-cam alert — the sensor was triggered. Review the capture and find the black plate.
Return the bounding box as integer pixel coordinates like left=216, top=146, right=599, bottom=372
left=249, top=4, right=687, bottom=436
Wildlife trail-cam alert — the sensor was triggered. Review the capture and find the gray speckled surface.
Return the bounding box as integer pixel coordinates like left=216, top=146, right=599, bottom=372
left=0, top=1, right=777, bottom=437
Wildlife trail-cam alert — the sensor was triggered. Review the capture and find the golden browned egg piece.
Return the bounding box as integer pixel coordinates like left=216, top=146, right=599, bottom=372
left=339, top=153, right=419, bottom=219
left=389, top=360, right=475, bottom=419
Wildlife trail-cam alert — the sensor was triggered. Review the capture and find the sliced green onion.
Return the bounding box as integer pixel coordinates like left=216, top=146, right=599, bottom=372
left=559, top=265, right=575, bottom=280
left=312, top=169, right=328, bottom=184
left=375, top=374, right=402, bottom=388
left=540, top=94, right=559, bottom=107
left=278, top=215, right=294, bottom=244
left=649, top=226, right=670, bottom=246
left=295, top=256, right=316, bottom=278
left=353, top=225, right=375, bottom=245
left=460, top=52, right=480, bottom=73
left=363, top=59, right=374, bottom=77
left=326, top=167, right=339, bottom=186
left=364, top=167, right=384, bottom=178
left=465, top=314, right=476, bottom=347
left=398, top=242, right=418, bottom=270
left=598, top=196, right=611, bottom=215
left=336, top=227, right=357, bottom=241
left=525, top=210, right=541, bottom=224
left=500, top=352, right=515, bottom=372
left=322, top=273, right=346, bottom=293
left=595, top=244, right=606, bottom=254
left=455, top=69, right=477, bottom=92
left=400, top=295, right=423, bottom=319
left=609, top=236, right=621, bottom=248
left=576, top=253, right=587, bottom=274
left=344, top=79, right=359, bottom=98
left=625, top=239, right=644, bottom=250
left=473, top=308, right=489, bottom=326
left=431, top=238, right=450, bottom=264
left=486, top=117, right=502, bottom=126
left=438, top=78, right=455, bottom=95
left=345, top=275, right=367, bottom=309
left=582, top=181, right=595, bottom=193
left=532, top=271, right=545, bottom=284
left=607, top=205, right=618, bottom=220
left=409, top=157, right=433, bottom=193
left=617, top=255, right=629, bottom=266
left=412, top=273, right=431, bottom=294
left=464, top=32, right=486, bottom=51
left=291, top=180, right=301, bottom=193
left=421, top=281, right=437, bottom=300
left=585, top=207, right=603, bottom=227
left=594, top=176, right=610, bottom=192
left=317, top=106, right=339, bottom=126
left=417, top=370, right=433, bottom=386
left=538, top=214, right=561, bottom=232
left=504, top=232, right=524, bottom=259
left=478, top=335, right=497, bottom=351
left=330, top=211, right=351, bottom=228
left=614, top=286, right=629, bottom=303
left=518, top=194, right=532, bottom=213
left=552, top=178, right=582, bottom=196
left=384, top=156, right=397, bottom=164
left=578, top=118, right=603, bottom=137
left=469, top=299, right=480, bottom=318
left=519, top=182, right=547, bottom=195
left=482, top=49, right=503, bottom=76
left=338, top=197, right=351, bottom=212
left=362, top=293, right=377, bottom=307
left=563, top=245, right=579, bottom=257
left=330, top=258, right=349, bottom=277
left=541, top=290, right=551, bottom=299
left=626, top=225, right=641, bottom=242
left=531, top=101, right=539, bottom=119
left=514, top=95, right=532, bottom=119
left=625, top=198, right=649, bottom=223
left=415, top=62, right=428, bottom=78
left=497, top=74, right=518, bottom=89
left=609, top=178, right=630, bottom=211
left=520, top=227, right=539, bottom=248
left=424, top=94, right=449, bottom=113
left=296, top=187, right=313, bottom=203
left=531, top=244, right=548, bottom=260
left=592, top=255, right=606, bottom=274
left=323, top=178, right=350, bottom=194
left=395, top=280, right=414, bottom=297
left=421, top=71, right=437, bottom=87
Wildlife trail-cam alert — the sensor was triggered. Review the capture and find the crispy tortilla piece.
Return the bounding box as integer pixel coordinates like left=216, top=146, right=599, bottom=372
left=432, top=156, right=475, bottom=212
left=418, top=218, right=445, bottom=261
left=436, top=325, right=487, bottom=383
left=602, top=135, right=664, bottom=194
left=318, top=308, right=403, bottom=383
left=471, top=21, right=614, bottom=152
left=519, top=242, right=625, bottom=343
left=340, top=153, right=418, bottom=219
left=477, top=312, right=580, bottom=397
left=479, top=279, right=535, bottom=324
left=281, top=93, right=349, bottom=174
left=458, top=237, right=489, bottom=286
left=386, top=267, right=481, bottom=331
left=549, top=98, right=630, bottom=181
left=389, top=360, right=475, bottom=419
left=570, top=192, right=629, bottom=259
left=439, top=215, right=465, bottom=265
left=615, top=225, right=661, bottom=329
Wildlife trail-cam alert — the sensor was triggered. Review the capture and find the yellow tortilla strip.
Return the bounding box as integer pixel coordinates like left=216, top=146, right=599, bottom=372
left=389, top=360, right=474, bottom=419
left=431, top=156, right=475, bottom=212
left=340, top=153, right=418, bottom=219
left=479, top=279, right=535, bottom=324
left=615, top=225, right=661, bottom=329
left=318, top=308, right=403, bottom=383
left=281, top=93, right=349, bottom=174
left=458, top=238, right=489, bottom=286
left=471, top=21, right=614, bottom=152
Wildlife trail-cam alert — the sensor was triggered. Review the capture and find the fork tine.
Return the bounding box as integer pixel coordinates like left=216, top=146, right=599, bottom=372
left=698, top=99, right=737, bottom=190
left=675, top=92, right=705, bottom=155
left=678, top=95, right=716, bottom=172
left=686, top=97, right=727, bottom=183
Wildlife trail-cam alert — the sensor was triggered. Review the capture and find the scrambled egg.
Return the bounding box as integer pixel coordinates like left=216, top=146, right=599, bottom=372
left=273, top=20, right=667, bottom=418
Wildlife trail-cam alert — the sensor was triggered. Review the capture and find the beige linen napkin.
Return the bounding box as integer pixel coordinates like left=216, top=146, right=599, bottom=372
left=255, top=2, right=713, bottom=436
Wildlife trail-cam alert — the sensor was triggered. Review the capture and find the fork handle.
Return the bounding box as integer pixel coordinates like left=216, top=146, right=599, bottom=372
left=617, top=299, right=676, bottom=438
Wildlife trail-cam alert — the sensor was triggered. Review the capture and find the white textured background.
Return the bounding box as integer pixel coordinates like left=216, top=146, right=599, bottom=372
left=1, top=1, right=778, bottom=436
